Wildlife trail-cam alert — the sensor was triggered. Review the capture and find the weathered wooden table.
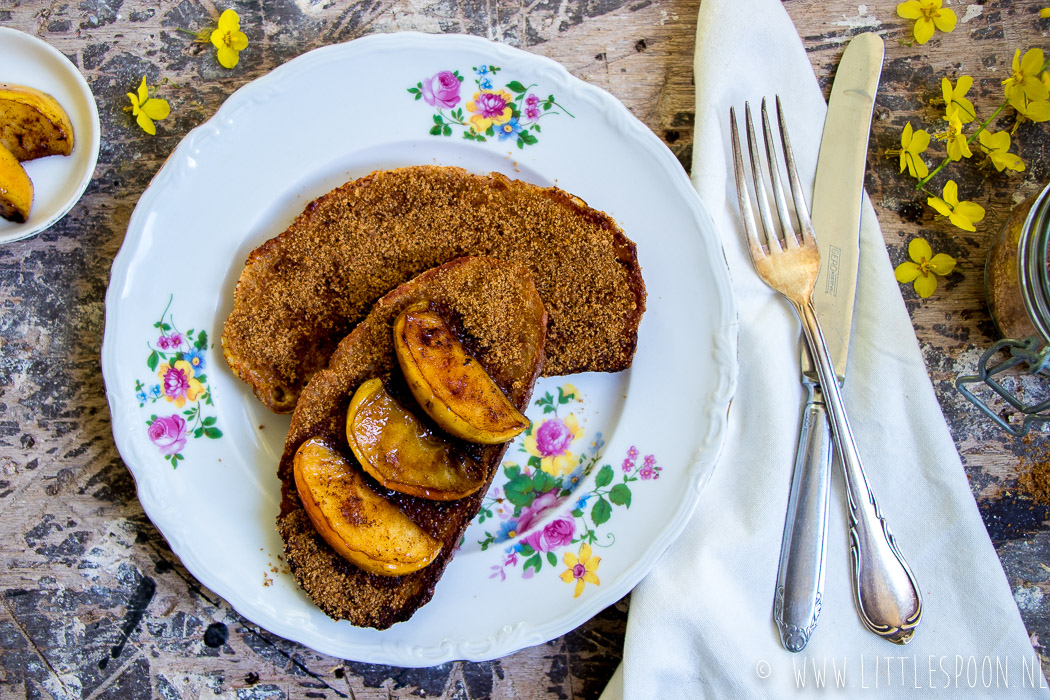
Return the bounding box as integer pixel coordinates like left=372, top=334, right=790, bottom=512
left=3, top=0, right=1050, bottom=697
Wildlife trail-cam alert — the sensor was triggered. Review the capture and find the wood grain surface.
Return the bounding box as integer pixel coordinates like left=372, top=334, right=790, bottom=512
left=2, top=0, right=1050, bottom=697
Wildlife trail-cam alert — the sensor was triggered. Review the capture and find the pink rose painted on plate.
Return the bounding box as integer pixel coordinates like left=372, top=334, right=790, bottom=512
left=148, top=415, right=188, bottom=456
left=420, top=70, right=461, bottom=109
left=522, top=516, right=575, bottom=554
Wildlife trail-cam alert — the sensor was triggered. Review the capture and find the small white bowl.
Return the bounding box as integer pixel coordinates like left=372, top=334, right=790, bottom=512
left=0, top=27, right=101, bottom=244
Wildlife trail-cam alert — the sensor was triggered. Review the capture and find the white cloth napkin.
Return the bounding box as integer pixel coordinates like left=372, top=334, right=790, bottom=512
left=600, top=0, right=1049, bottom=697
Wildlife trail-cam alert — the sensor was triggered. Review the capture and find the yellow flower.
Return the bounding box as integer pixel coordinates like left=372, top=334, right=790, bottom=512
left=1013, top=89, right=1050, bottom=125
left=927, top=180, right=985, bottom=232
left=466, top=89, right=514, bottom=132
left=126, top=77, right=170, bottom=136
left=897, top=122, right=930, bottom=178
left=894, top=238, right=957, bottom=298
left=210, top=9, right=248, bottom=69
left=1003, top=49, right=1049, bottom=111
left=524, top=414, right=583, bottom=477
left=897, top=0, right=957, bottom=44
left=1042, top=8, right=1050, bottom=18
left=561, top=383, right=578, bottom=401
left=941, top=76, right=976, bottom=123
left=937, top=107, right=972, bottom=161
left=559, top=543, right=600, bottom=598
left=157, top=360, right=205, bottom=408
left=978, top=130, right=1025, bottom=172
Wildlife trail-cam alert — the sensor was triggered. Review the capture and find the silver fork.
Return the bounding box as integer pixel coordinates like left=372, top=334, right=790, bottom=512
left=730, top=97, right=923, bottom=645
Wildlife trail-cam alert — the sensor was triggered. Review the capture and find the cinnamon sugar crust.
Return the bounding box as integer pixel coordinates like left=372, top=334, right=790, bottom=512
left=278, top=257, right=547, bottom=628
left=223, top=165, right=646, bottom=413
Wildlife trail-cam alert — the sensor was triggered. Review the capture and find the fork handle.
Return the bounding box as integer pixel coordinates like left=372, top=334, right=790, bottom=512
left=774, top=379, right=832, bottom=652
left=795, top=299, right=923, bottom=644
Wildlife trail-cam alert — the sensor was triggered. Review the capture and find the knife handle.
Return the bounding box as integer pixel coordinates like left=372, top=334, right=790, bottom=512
left=774, top=379, right=832, bottom=652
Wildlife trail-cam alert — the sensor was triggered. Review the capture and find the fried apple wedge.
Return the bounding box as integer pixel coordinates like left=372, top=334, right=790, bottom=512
left=394, top=303, right=530, bottom=445
left=293, top=437, right=442, bottom=576
left=346, top=378, right=486, bottom=500
left=0, top=83, right=74, bottom=161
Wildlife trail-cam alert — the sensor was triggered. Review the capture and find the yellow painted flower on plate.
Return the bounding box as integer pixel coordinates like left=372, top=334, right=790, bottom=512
left=158, top=360, right=205, bottom=408
left=560, top=543, right=600, bottom=597
left=894, top=238, right=957, bottom=298
left=466, top=89, right=514, bottom=132
left=524, top=414, right=583, bottom=477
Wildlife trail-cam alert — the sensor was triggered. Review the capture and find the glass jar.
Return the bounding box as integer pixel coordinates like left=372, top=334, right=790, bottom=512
left=957, top=183, right=1050, bottom=435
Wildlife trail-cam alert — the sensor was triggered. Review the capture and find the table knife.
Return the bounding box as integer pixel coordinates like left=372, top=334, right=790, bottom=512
left=774, top=32, right=909, bottom=651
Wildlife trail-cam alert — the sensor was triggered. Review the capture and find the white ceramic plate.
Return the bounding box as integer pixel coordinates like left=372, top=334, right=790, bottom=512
left=101, top=32, right=737, bottom=666
left=0, top=27, right=100, bottom=244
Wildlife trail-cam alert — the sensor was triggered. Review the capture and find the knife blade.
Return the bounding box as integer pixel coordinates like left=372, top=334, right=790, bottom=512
left=773, top=32, right=884, bottom=652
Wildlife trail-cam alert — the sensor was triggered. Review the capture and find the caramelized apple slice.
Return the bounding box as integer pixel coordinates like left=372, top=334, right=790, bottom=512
left=346, top=378, right=486, bottom=500
left=394, top=303, right=530, bottom=445
left=293, top=437, right=442, bottom=576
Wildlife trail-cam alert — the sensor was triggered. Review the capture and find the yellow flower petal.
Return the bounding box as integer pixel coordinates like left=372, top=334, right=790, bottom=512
left=574, top=578, right=585, bottom=597
left=914, top=272, right=938, bottom=298
left=218, top=8, right=240, bottom=31
left=1022, top=49, right=1045, bottom=76
left=914, top=18, right=935, bottom=44
left=582, top=571, right=600, bottom=585
left=579, top=542, right=593, bottom=562
left=942, top=180, right=960, bottom=206
left=979, top=129, right=1009, bottom=151
left=210, top=27, right=226, bottom=51
left=1022, top=99, right=1050, bottom=122
left=928, top=253, right=957, bottom=275
left=932, top=8, right=956, bottom=32
left=954, top=200, right=986, bottom=225
left=217, top=45, right=240, bottom=68
left=230, top=30, right=249, bottom=51
left=560, top=569, right=576, bottom=584
left=955, top=75, right=973, bottom=96
left=585, top=555, right=601, bottom=573
left=927, top=195, right=953, bottom=218
left=136, top=110, right=156, bottom=135
left=897, top=1, right=923, bottom=19
left=895, top=261, right=922, bottom=283
left=908, top=237, right=933, bottom=264
left=564, top=551, right=579, bottom=568
left=948, top=211, right=977, bottom=232
left=137, top=77, right=149, bottom=105
left=127, top=92, right=140, bottom=110
left=141, top=97, right=170, bottom=121
left=1042, top=8, right=1050, bottom=18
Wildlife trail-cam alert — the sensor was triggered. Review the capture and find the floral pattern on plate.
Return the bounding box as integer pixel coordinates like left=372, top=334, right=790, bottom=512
left=408, top=64, right=574, bottom=149
left=475, top=385, right=661, bottom=596
left=133, top=296, right=222, bottom=467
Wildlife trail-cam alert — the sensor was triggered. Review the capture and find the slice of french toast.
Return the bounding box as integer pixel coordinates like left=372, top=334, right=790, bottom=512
left=223, top=165, right=645, bottom=413
left=278, top=256, right=547, bottom=629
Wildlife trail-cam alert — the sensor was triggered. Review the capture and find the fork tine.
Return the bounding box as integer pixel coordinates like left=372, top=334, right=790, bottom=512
left=774, top=95, right=818, bottom=247
left=729, top=106, right=764, bottom=263
left=743, top=102, right=782, bottom=253
left=760, top=98, right=800, bottom=250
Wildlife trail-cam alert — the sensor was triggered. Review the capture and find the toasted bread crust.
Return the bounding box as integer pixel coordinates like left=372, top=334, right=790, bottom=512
left=278, top=257, right=547, bottom=629
left=223, top=165, right=645, bottom=413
